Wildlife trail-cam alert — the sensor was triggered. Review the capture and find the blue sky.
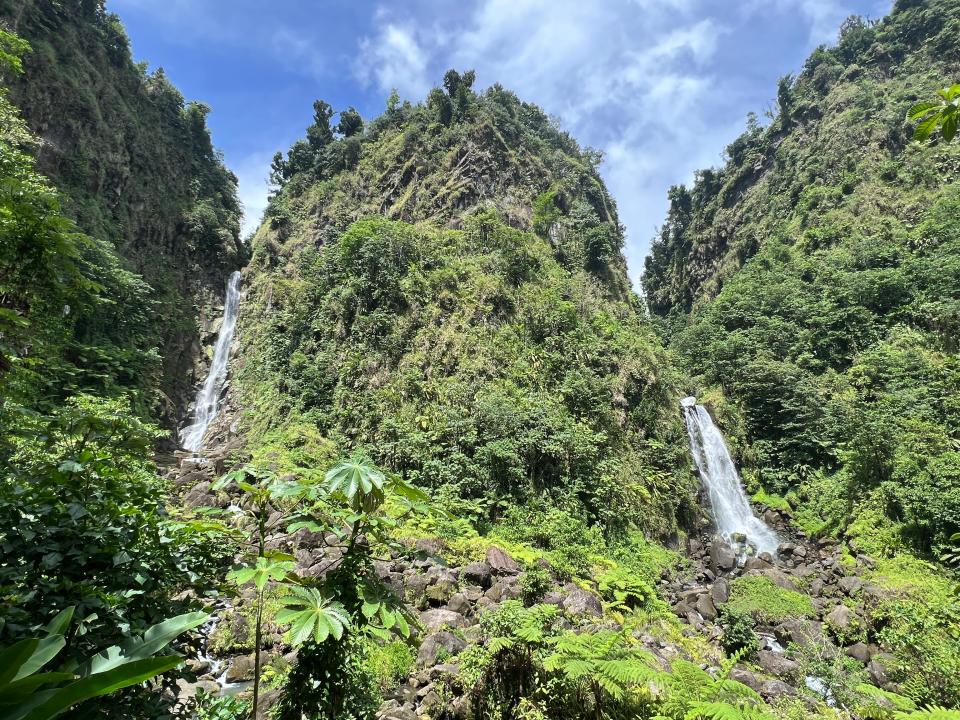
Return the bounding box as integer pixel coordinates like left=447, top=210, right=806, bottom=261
left=107, top=0, right=889, bottom=285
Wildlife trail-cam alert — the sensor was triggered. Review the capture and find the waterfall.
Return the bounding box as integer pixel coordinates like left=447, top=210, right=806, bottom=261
left=180, top=271, right=241, bottom=452
left=681, top=396, right=780, bottom=556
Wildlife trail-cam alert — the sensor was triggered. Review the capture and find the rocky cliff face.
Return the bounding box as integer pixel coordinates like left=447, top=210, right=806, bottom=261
left=0, top=0, right=247, bottom=427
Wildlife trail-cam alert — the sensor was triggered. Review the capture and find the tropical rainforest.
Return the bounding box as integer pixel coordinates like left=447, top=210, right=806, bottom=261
left=0, top=1, right=959, bottom=719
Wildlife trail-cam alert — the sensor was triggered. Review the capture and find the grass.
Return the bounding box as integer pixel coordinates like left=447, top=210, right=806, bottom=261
left=723, top=575, right=816, bottom=625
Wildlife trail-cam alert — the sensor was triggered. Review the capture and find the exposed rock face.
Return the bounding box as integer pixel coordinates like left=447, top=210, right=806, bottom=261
left=418, top=632, right=468, bottom=668
left=562, top=589, right=603, bottom=618
left=486, top=547, right=520, bottom=575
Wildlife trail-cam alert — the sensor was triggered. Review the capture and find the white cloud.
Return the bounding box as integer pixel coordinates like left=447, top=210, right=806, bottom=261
left=355, top=23, right=432, bottom=100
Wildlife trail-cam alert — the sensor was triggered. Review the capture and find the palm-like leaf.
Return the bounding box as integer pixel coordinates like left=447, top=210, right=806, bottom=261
left=909, top=85, right=960, bottom=142
left=276, top=586, right=350, bottom=646
left=324, top=458, right=386, bottom=511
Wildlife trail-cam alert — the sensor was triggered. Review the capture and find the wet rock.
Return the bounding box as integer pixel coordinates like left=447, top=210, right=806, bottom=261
left=417, top=631, right=467, bottom=667
left=710, top=540, right=737, bottom=573
left=486, top=546, right=520, bottom=575
left=462, top=561, right=493, bottom=588
left=562, top=588, right=603, bottom=618
left=757, top=650, right=799, bottom=677
left=420, top=609, right=470, bottom=633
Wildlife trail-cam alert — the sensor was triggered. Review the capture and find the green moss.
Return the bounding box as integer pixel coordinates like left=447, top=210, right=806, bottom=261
left=723, top=576, right=815, bottom=625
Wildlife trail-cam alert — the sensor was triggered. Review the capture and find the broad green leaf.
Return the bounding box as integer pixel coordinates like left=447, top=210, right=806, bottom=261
left=908, top=101, right=937, bottom=119
left=0, top=640, right=40, bottom=685
left=13, top=636, right=65, bottom=681
left=22, top=656, right=183, bottom=720
left=44, top=608, right=75, bottom=637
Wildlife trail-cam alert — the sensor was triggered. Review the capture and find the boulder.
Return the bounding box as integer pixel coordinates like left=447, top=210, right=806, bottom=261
left=757, top=650, right=799, bottom=677
left=845, top=642, right=872, bottom=664
left=710, top=539, right=737, bottom=573
left=376, top=701, right=418, bottom=720
left=415, top=538, right=445, bottom=557
left=425, top=580, right=457, bottom=603
left=486, top=546, right=520, bottom=574
left=419, top=609, right=470, bottom=633
left=462, top=561, right=493, bottom=588
left=446, top=592, right=473, bottom=616
left=759, top=568, right=799, bottom=592
left=868, top=653, right=897, bottom=687
left=760, top=680, right=796, bottom=700
left=730, top=667, right=763, bottom=692
left=710, top=577, right=730, bottom=605
left=417, top=631, right=467, bottom=667
left=562, top=588, right=603, bottom=618
left=838, top=576, right=863, bottom=596
left=825, top=605, right=859, bottom=636
left=774, top=619, right=825, bottom=648
left=486, top=578, right=521, bottom=602
left=695, top=594, right=717, bottom=621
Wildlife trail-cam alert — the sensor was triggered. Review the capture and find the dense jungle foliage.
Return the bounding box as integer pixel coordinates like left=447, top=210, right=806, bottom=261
left=0, top=16, right=238, bottom=720
left=0, top=0, right=246, bottom=424
left=643, top=0, right=960, bottom=708
left=240, top=76, right=695, bottom=537
left=3, top=0, right=960, bottom=717
left=643, top=0, right=960, bottom=554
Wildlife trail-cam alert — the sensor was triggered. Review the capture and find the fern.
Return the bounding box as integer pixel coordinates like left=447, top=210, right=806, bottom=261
left=895, top=708, right=960, bottom=720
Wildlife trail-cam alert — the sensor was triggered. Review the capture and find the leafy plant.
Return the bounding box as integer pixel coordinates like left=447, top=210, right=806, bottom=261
left=909, top=85, right=960, bottom=142
left=0, top=607, right=206, bottom=720
left=275, top=586, right=350, bottom=645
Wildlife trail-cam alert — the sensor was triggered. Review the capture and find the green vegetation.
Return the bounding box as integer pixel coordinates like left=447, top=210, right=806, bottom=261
left=0, top=606, right=207, bottom=720
left=0, top=0, right=245, bottom=423
left=643, top=0, right=960, bottom=555
left=722, top=576, right=815, bottom=625
left=240, top=211, right=690, bottom=537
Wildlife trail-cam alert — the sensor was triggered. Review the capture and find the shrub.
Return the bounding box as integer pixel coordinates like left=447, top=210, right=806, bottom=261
left=718, top=607, right=759, bottom=655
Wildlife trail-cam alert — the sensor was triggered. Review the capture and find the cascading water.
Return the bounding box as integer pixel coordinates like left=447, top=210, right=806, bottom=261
left=681, top=396, right=780, bottom=557
left=180, top=271, right=241, bottom=452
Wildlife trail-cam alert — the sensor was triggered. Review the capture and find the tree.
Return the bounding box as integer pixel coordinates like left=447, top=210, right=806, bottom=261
left=777, top=74, right=795, bottom=129
left=307, top=100, right=334, bottom=150
left=909, top=84, right=959, bottom=142
left=336, top=107, right=363, bottom=138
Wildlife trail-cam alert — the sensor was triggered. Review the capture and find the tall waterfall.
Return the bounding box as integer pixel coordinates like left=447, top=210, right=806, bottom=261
left=681, top=396, right=780, bottom=556
left=180, top=271, right=242, bottom=452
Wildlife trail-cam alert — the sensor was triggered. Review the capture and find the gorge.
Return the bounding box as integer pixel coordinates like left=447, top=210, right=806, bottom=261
left=1, top=1, right=959, bottom=719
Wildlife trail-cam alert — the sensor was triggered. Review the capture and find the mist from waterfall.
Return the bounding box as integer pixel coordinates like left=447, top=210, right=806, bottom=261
left=681, top=396, right=780, bottom=556
left=180, top=271, right=241, bottom=452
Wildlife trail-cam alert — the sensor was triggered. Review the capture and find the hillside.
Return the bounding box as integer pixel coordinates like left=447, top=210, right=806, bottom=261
left=643, top=0, right=960, bottom=703
left=234, top=74, right=693, bottom=537
left=0, top=0, right=246, bottom=424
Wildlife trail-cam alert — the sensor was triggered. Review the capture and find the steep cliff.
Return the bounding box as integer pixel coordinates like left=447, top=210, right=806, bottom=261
left=0, top=0, right=247, bottom=424
left=235, top=74, right=694, bottom=536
